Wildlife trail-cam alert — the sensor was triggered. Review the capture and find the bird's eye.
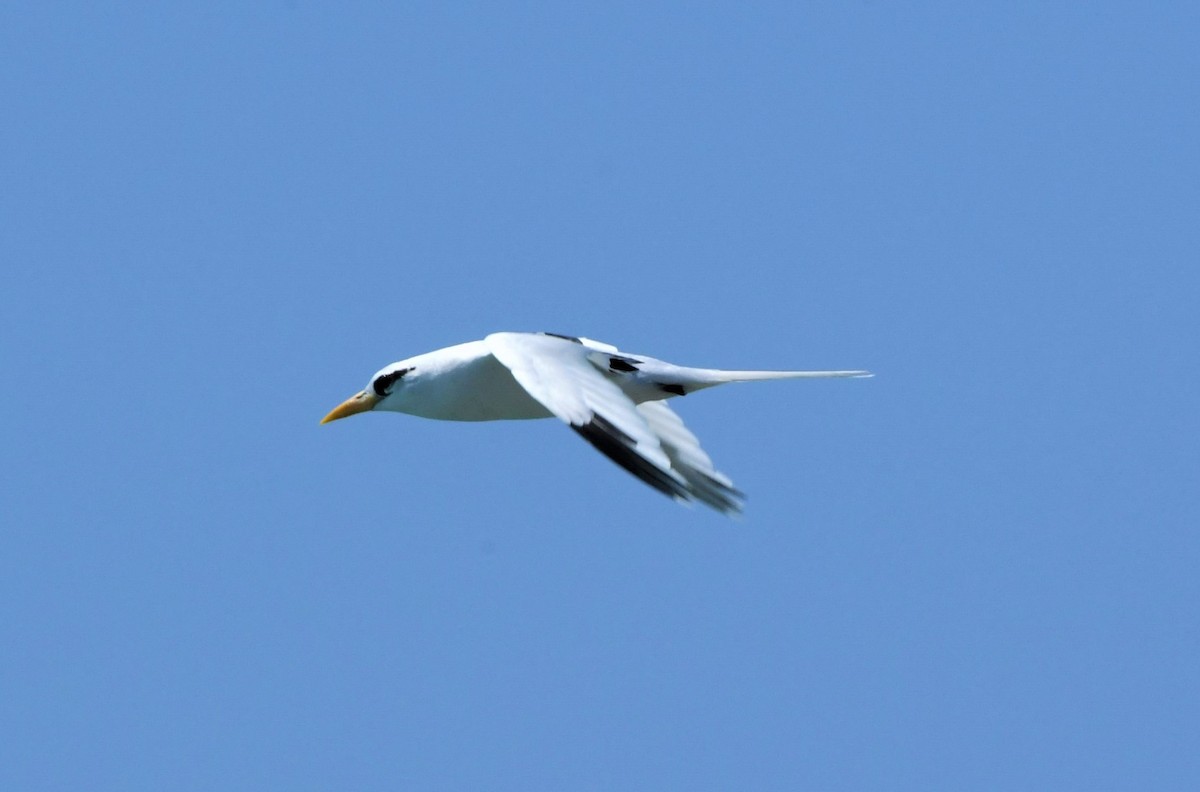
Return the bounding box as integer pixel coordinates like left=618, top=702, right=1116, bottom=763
left=372, top=367, right=411, bottom=397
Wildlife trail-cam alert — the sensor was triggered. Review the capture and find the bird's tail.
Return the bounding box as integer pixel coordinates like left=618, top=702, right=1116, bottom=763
left=695, top=368, right=873, bottom=384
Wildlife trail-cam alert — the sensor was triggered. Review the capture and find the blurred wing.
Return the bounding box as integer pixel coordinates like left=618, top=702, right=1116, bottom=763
left=636, top=400, right=744, bottom=515
left=485, top=332, right=690, bottom=501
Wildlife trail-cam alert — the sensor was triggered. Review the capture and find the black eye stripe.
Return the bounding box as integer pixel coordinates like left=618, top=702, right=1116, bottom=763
left=373, top=367, right=412, bottom=396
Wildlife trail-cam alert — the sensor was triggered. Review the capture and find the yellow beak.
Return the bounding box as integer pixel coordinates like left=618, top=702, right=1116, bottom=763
left=321, top=390, right=379, bottom=424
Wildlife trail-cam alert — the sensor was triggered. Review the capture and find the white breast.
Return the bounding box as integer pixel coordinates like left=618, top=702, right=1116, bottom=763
left=383, top=341, right=554, bottom=422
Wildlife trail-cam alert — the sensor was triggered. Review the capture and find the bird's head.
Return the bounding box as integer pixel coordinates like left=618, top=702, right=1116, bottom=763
left=320, top=364, right=414, bottom=424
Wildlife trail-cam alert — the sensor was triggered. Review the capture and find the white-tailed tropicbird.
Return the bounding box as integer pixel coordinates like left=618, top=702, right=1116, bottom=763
left=321, top=332, right=871, bottom=515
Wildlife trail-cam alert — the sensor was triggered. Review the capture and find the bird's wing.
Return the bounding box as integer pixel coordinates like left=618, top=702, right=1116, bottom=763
left=636, top=400, right=744, bottom=516
left=485, top=332, right=691, bottom=502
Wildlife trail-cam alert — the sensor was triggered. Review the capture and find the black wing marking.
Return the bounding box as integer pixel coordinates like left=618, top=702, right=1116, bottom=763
left=607, top=356, right=641, bottom=373
left=539, top=332, right=583, bottom=344
left=571, top=413, right=690, bottom=501
left=636, top=400, right=744, bottom=515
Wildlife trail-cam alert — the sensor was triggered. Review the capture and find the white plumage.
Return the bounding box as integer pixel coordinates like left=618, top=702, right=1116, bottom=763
left=322, top=332, right=871, bottom=515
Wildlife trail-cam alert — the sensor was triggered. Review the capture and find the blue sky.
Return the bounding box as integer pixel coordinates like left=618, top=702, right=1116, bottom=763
left=3, top=2, right=1198, bottom=789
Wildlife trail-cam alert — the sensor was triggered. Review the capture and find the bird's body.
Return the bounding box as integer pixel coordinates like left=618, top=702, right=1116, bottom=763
left=372, top=340, right=553, bottom=421
left=322, top=332, right=870, bottom=515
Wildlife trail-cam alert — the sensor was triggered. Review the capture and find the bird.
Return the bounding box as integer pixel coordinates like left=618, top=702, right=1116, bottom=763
left=321, top=332, right=871, bottom=515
